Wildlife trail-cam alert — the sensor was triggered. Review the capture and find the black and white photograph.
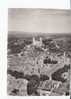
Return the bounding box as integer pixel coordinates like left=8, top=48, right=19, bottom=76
left=7, top=8, right=71, bottom=96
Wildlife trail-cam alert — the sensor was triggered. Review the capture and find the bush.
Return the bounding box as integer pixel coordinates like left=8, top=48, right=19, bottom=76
left=40, top=74, right=49, bottom=81
left=27, top=75, right=40, bottom=95
left=51, top=65, right=70, bottom=82
left=7, top=70, right=24, bottom=79
left=27, top=79, right=39, bottom=95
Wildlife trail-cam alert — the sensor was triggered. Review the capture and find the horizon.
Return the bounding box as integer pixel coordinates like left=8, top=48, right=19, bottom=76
left=8, top=31, right=71, bottom=35
left=8, top=31, right=71, bottom=40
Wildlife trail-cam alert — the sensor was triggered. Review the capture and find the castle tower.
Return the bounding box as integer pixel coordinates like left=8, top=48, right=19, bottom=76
left=39, top=37, right=42, bottom=43
left=32, top=37, right=42, bottom=47
left=32, top=37, right=36, bottom=45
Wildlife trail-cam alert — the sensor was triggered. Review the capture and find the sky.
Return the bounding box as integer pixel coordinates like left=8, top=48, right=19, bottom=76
left=8, top=8, right=71, bottom=33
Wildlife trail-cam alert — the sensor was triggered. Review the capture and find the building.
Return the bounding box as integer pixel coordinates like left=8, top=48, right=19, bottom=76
left=32, top=37, right=42, bottom=47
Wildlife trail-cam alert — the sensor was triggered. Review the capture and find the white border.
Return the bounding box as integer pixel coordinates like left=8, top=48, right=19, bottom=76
left=8, top=0, right=70, bottom=9
left=0, top=0, right=70, bottom=99
left=0, top=6, right=8, bottom=97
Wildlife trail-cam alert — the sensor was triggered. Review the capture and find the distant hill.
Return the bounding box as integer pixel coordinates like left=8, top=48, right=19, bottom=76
left=8, top=31, right=71, bottom=39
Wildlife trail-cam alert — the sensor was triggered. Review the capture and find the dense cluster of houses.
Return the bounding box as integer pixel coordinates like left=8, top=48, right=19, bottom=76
left=8, top=36, right=70, bottom=96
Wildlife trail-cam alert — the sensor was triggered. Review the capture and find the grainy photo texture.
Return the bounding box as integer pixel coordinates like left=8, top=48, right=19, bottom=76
left=8, top=8, right=71, bottom=96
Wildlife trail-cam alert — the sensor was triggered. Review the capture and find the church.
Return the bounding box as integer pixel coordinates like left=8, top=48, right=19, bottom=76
left=32, top=37, right=43, bottom=47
